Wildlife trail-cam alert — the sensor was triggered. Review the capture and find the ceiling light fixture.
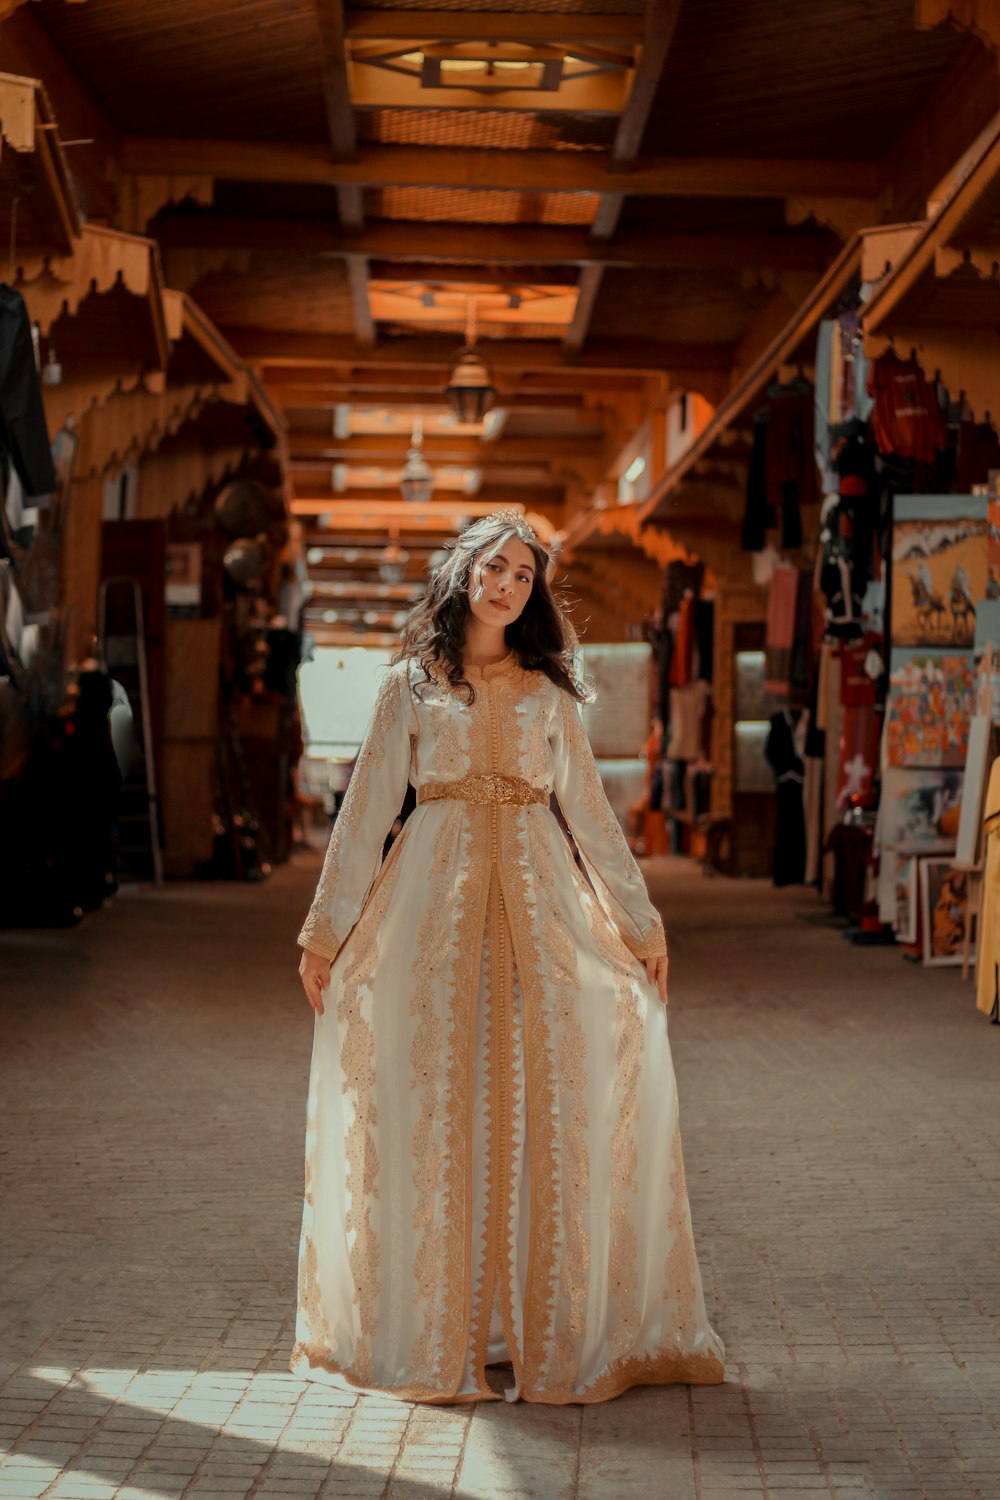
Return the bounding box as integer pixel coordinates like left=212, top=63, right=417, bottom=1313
left=446, top=296, right=497, bottom=425
left=399, top=414, right=434, bottom=504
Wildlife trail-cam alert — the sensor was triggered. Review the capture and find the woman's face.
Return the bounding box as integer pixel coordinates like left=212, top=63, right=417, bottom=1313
left=467, top=535, right=536, bottom=629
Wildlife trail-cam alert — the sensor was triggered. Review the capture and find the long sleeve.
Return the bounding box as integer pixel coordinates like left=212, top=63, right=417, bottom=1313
left=298, top=661, right=416, bottom=962
left=549, top=688, right=667, bottom=961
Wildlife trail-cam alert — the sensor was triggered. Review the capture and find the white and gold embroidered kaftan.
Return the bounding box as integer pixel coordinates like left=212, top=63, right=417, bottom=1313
left=291, top=652, right=725, bottom=1404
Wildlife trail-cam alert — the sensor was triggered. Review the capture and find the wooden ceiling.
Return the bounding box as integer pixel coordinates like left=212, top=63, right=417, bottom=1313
left=3, top=0, right=999, bottom=639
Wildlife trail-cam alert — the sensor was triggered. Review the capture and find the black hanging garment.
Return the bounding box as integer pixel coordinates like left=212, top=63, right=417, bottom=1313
left=741, top=409, right=771, bottom=551
left=765, top=386, right=817, bottom=551
left=834, top=422, right=879, bottom=599
left=765, top=709, right=807, bottom=887
left=0, top=285, right=56, bottom=499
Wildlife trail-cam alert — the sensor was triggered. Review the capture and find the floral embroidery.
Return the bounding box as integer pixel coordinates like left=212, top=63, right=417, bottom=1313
left=527, top=813, right=590, bottom=1392
left=335, top=850, right=404, bottom=1385
left=298, top=663, right=414, bottom=961
left=549, top=687, right=667, bottom=961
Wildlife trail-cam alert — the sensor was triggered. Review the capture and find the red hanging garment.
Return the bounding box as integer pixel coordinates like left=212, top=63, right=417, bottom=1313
left=866, top=351, right=946, bottom=464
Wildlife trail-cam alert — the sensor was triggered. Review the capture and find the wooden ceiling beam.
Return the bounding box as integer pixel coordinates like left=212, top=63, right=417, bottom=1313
left=563, top=264, right=604, bottom=354
left=344, top=11, right=646, bottom=42
left=345, top=251, right=376, bottom=345
left=314, top=0, right=373, bottom=344
left=612, top=0, right=683, bottom=166
left=566, top=0, right=683, bottom=351
left=228, top=327, right=735, bottom=372
left=368, top=260, right=581, bottom=287
left=263, top=362, right=647, bottom=392
left=296, top=485, right=564, bottom=510
left=287, top=432, right=602, bottom=461
left=124, top=138, right=880, bottom=199
left=158, top=214, right=833, bottom=271
left=273, top=385, right=588, bottom=410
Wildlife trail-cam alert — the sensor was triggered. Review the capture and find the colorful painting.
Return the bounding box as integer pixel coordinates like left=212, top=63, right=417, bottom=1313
left=879, top=767, right=964, bottom=850
left=891, top=500, right=987, bottom=648
left=920, top=858, right=971, bottom=967
left=886, top=655, right=976, bottom=767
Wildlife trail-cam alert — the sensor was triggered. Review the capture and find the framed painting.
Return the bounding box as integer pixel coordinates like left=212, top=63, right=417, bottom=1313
left=886, top=654, right=976, bottom=768
left=879, top=767, right=964, bottom=850
left=920, top=858, right=971, bottom=967
left=891, top=496, right=987, bottom=649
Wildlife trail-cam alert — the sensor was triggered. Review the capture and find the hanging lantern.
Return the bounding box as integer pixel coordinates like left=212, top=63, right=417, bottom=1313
left=446, top=346, right=496, bottom=424
left=379, top=540, right=410, bottom=582
left=445, top=295, right=496, bottom=424
left=399, top=414, right=434, bottom=504
left=399, top=444, right=433, bottom=504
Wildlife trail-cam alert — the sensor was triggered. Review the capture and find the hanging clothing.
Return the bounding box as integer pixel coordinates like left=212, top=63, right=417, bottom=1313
left=957, top=417, right=1000, bottom=493
left=0, top=285, right=56, bottom=498
left=764, top=566, right=800, bottom=698
left=818, top=506, right=863, bottom=640
left=292, top=654, right=725, bottom=1404
left=835, top=642, right=881, bottom=813
left=693, top=598, right=714, bottom=682
left=741, top=409, right=771, bottom=552
left=834, top=423, right=880, bottom=598
left=977, top=756, right=1000, bottom=1019
left=666, top=680, right=710, bottom=762
left=765, top=386, right=817, bottom=549
left=789, top=569, right=815, bottom=708
left=668, top=592, right=696, bottom=687
left=867, top=351, right=946, bottom=464
left=662, top=559, right=705, bottom=615
left=765, top=709, right=808, bottom=887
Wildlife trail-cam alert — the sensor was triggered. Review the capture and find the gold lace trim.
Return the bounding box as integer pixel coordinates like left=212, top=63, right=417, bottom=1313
left=527, top=812, right=590, bottom=1391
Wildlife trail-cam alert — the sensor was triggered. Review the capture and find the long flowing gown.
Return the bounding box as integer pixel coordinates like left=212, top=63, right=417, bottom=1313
left=291, top=651, right=725, bottom=1404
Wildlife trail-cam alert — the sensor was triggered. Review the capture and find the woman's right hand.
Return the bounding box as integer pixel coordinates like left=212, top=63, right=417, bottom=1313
left=299, top=948, right=332, bottom=1015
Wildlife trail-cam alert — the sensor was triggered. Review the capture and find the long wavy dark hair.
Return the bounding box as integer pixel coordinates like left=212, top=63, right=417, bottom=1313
left=393, top=512, right=588, bottom=703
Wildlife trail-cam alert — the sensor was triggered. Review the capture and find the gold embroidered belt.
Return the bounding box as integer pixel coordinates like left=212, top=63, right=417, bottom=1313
left=416, top=773, right=548, bottom=808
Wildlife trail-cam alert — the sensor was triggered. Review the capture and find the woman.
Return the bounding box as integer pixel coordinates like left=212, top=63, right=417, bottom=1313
left=293, top=512, right=725, bottom=1405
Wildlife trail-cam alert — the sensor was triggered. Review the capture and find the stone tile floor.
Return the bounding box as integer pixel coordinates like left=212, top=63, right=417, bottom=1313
left=1, top=854, right=999, bottom=1500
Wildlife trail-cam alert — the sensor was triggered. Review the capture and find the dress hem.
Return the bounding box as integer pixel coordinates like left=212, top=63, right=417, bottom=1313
left=288, top=1342, right=726, bottom=1406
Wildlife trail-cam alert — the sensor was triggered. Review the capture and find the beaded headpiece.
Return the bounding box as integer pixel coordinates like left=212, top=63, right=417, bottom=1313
left=490, top=507, right=537, bottom=539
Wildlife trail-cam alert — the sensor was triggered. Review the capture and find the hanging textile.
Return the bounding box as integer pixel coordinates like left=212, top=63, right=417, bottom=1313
left=835, top=642, right=881, bottom=811
left=764, top=385, right=817, bottom=550
left=666, top=680, right=710, bottom=762
left=741, top=409, right=771, bottom=552
left=957, top=417, right=1000, bottom=493
left=834, top=422, right=880, bottom=598
left=0, top=285, right=56, bottom=499
left=765, top=709, right=808, bottom=886
left=693, top=598, right=714, bottom=682
left=867, top=350, right=946, bottom=464
left=668, top=591, right=696, bottom=687
left=789, top=570, right=816, bottom=708
left=764, top=566, right=800, bottom=697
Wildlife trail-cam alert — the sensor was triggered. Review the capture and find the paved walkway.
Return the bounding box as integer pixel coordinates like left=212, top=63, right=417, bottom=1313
left=1, top=854, right=999, bottom=1500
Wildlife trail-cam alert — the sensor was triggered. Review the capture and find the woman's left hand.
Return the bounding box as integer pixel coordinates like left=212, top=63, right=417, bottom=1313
left=645, top=952, right=669, bottom=1006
